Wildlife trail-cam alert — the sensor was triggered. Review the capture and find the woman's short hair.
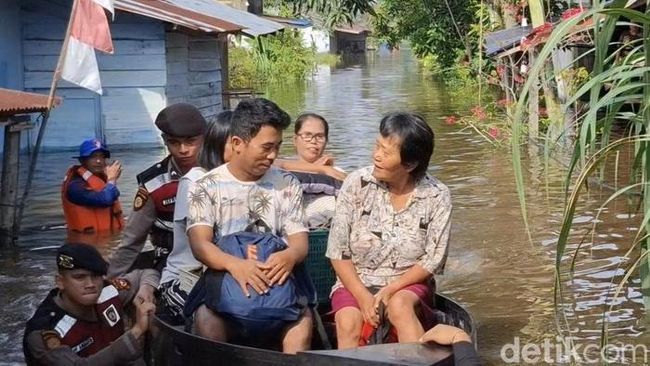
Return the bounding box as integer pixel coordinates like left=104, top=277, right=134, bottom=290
left=294, top=113, right=329, bottom=139
left=199, top=110, right=232, bottom=170
left=379, top=112, right=434, bottom=181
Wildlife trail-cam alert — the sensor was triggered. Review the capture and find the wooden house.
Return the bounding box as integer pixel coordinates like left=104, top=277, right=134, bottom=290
left=0, top=0, right=283, bottom=151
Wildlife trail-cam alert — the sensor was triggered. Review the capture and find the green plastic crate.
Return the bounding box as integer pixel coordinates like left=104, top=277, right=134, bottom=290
left=305, top=230, right=336, bottom=305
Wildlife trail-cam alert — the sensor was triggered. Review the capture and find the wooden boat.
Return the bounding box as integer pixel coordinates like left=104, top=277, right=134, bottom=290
left=147, top=230, right=476, bottom=365
left=147, top=293, right=476, bottom=366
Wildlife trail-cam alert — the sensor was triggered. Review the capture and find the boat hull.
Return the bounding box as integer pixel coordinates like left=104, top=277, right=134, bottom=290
left=147, top=293, right=476, bottom=366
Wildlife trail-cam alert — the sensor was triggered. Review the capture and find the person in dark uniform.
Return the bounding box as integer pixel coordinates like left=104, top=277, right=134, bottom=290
left=23, top=243, right=157, bottom=366
left=107, top=103, right=207, bottom=304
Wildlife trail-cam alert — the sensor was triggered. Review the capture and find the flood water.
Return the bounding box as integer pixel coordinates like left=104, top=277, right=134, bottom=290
left=1, top=48, right=648, bottom=365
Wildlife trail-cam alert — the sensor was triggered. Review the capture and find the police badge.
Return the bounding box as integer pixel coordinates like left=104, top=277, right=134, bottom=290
left=102, top=304, right=121, bottom=327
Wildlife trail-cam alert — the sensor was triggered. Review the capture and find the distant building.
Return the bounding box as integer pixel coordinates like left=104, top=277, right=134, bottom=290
left=0, top=0, right=282, bottom=152
left=330, top=25, right=371, bottom=55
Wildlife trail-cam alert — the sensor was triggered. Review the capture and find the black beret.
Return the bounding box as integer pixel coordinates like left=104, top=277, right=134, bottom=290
left=155, top=103, right=207, bottom=137
left=56, top=243, right=108, bottom=275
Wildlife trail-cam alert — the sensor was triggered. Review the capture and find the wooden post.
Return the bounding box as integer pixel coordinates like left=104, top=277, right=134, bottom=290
left=0, top=115, right=31, bottom=247
left=14, top=0, right=78, bottom=237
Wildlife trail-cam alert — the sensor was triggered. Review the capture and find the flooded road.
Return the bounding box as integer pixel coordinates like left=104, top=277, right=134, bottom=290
left=1, top=48, right=648, bottom=365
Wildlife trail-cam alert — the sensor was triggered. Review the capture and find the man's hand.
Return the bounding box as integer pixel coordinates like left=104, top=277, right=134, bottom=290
left=131, top=300, right=156, bottom=338
left=227, top=258, right=271, bottom=297
left=373, top=284, right=398, bottom=311
left=259, top=249, right=300, bottom=286
left=419, top=324, right=472, bottom=345
left=320, top=166, right=346, bottom=181
left=105, top=161, right=123, bottom=183
left=314, top=154, right=334, bottom=166
left=357, top=290, right=379, bottom=327
left=135, top=283, right=156, bottom=305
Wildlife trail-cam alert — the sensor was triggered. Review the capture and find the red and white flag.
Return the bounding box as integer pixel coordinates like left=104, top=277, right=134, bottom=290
left=60, top=0, right=114, bottom=94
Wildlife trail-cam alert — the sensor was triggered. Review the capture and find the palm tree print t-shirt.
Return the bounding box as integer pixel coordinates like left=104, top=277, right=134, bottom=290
left=186, top=164, right=307, bottom=241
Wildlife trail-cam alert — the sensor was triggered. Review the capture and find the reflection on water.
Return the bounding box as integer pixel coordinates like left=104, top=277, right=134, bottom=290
left=1, top=48, right=648, bottom=365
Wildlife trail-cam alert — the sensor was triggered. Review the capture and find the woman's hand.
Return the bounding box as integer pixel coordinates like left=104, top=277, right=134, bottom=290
left=373, top=283, right=399, bottom=311
left=314, top=154, right=335, bottom=166
left=320, top=166, right=346, bottom=181
left=358, top=290, right=379, bottom=327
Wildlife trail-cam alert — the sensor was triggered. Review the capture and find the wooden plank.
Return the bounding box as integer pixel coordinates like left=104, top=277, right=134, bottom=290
left=23, top=40, right=165, bottom=56
left=190, top=94, right=221, bottom=109
left=189, top=71, right=221, bottom=84
left=105, top=128, right=160, bottom=146
left=166, top=84, right=189, bottom=99
left=102, top=93, right=166, bottom=118
left=96, top=54, right=166, bottom=70
left=167, top=61, right=188, bottom=75
left=198, top=104, right=222, bottom=117
left=166, top=74, right=190, bottom=88
left=111, top=23, right=165, bottom=40
left=102, top=87, right=166, bottom=97
left=20, top=0, right=70, bottom=20
left=189, top=59, right=220, bottom=72
left=167, top=96, right=189, bottom=105
left=166, top=47, right=188, bottom=63
left=23, top=23, right=66, bottom=40
left=188, top=40, right=220, bottom=58
left=166, top=32, right=189, bottom=48
left=189, top=83, right=220, bottom=98
left=24, top=54, right=165, bottom=72
left=25, top=70, right=166, bottom=88
left=21, top=12, right=66, bottom=25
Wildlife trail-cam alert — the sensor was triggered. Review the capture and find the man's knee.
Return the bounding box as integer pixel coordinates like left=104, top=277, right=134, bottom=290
left=194, top=305, right=228, bottom=341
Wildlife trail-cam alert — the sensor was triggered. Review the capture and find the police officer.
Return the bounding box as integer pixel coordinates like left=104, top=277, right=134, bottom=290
left=107, top=103, right=207, bottom=303
left=23, top=243, right=157, bottom=365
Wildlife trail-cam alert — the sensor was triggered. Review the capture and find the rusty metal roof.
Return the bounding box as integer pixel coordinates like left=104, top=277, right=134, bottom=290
left=0, top=88, right=61, bottom=117
left=114, top=0, right=284, bottom=37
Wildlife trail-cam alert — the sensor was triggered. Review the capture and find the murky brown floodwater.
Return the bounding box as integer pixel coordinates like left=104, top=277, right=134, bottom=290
left=1, top=48, right=648, bottom=365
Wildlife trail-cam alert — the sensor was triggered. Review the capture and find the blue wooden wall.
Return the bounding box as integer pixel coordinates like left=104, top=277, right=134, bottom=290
left=1, top=0, right=227, bottom=153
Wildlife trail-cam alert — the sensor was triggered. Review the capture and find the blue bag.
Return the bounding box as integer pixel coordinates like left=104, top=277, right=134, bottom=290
left=184, top=231, right=316, bottom=338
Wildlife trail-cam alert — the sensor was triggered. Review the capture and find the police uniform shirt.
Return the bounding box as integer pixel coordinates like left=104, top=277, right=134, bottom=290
left=23, top=269, right=158, bottom=366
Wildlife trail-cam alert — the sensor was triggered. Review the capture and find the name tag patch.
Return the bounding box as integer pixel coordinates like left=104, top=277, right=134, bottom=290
left=162, top=197, right=176, bottom=206
left=71, top=337, right=94, bottom=354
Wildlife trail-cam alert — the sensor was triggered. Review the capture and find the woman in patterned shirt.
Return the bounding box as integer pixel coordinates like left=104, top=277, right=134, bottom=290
left=326, top=112, right=452, bottom=349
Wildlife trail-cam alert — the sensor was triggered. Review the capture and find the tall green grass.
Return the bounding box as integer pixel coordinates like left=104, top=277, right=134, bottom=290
left=510, top=0, right=650, bottom=324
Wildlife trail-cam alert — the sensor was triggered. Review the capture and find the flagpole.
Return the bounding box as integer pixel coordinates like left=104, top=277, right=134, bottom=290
left=12, top=0, right=80, bottom=241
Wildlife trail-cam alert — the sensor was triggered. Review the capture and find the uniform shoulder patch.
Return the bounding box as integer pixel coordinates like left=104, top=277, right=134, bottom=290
left=41, top=330, right=63, bottom=350
left=133, top=187, right=149, bottom=211
left=110, top=277, right=131, bottom=291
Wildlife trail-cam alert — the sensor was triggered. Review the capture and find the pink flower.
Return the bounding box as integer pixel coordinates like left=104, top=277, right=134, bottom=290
left=488, top=127, right=501, bottom=139
left=445, top=115, right=458, bottom=125
left=471, top=106, right=487, bottom=121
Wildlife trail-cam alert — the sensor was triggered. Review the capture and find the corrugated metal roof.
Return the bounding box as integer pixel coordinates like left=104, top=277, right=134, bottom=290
left=334, top=25, right=371, bottom=35
left=484, top=26, right=532, bottom=56
left=262, top=15, right=312, bottom=29
left=0, top=89, right=61, bottom=117
left=115, top=0, right=242, bottom=34
left=114, top=0, right=284, bottom=37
